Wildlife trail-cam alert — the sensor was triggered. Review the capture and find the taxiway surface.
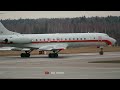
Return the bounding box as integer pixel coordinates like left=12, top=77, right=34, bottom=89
left=0, top=52, right=120, bottom=79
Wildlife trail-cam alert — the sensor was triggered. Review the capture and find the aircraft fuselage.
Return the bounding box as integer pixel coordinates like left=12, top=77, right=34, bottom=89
left=0, top=33, right=116, bottom=49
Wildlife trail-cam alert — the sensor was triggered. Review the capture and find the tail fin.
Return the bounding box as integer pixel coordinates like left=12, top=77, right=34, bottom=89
left=0, top=22, right=20, bottom=35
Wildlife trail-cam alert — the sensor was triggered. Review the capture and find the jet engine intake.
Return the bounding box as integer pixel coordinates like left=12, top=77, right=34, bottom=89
left=3, top=37, right=32, bottom=44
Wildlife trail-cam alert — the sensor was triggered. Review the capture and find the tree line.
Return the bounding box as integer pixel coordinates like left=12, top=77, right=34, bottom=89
left=0, top=16, right=120, bottom=45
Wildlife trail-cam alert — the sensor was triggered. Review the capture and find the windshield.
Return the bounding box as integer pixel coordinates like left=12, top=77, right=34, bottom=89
left=103, top=33, right=109, bottom=37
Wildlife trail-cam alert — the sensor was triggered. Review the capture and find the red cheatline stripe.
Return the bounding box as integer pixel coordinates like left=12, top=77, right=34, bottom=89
left=31, top=40, right=112, bottom=45
left=0, top=40, right=112, bottom=45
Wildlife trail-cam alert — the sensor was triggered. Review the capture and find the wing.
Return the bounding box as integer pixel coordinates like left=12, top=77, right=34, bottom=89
left=0, top=43, right=68, bottom=51
left=0, top=47, right=14, bottom=51
left=0, top=47, right=30, bottom=51
left=38, top=43, right=68, bottom=51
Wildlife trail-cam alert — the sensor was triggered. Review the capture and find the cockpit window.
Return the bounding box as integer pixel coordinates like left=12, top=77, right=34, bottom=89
left=105, top=34, right=109, bottom=37
left=103, top=33, right=109, bottom=37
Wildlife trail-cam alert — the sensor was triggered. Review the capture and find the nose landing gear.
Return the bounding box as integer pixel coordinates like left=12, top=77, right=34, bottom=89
left=99, top=47, right=104, bottom=55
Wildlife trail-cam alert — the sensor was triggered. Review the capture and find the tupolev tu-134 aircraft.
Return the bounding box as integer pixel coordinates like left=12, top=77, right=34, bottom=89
left=0, top=22, right=116, bottom=58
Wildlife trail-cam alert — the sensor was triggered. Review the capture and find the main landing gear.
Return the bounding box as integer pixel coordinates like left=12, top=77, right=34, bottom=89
left=21, top=52, right=30, bottom=58
left=21, top=50, right=33, bottom=58
left=48, top=50, right=61, bottom=58
left=20, top=49, right=60, bottom=58
left=49, top=53, right=58, bottom=58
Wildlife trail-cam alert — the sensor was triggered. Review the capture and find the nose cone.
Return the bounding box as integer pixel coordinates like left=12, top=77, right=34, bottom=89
left=111, top=38, right=116, bottom=45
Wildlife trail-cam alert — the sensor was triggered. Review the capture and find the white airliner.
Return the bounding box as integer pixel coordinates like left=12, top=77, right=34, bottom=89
left=0, top=22, right=116, bottom=58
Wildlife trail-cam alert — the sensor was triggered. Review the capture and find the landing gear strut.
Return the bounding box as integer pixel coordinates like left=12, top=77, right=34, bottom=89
left=99, top=47, right=104, bottom=55
left=48, top=50, right=61, bottom=58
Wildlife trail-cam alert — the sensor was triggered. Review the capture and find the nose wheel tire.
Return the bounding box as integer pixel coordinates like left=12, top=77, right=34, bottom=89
left=99, top=47, right=104, bottom=55
left=99, top=51, right=104, bottom=55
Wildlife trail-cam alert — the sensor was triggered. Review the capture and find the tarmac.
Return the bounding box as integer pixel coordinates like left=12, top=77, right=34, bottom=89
left=0, top=52, right=120, bottom=79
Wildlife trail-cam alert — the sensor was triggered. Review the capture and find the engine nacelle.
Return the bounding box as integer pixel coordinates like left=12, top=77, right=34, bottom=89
left=3, top=36, right=32, bottom=44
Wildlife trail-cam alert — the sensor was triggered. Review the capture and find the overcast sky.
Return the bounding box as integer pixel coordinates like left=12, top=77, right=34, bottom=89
left=0, top=11, right=120, bottom=20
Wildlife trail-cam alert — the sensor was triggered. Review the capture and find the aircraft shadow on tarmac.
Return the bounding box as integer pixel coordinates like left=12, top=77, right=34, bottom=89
left=6, top=54, right=96, bottom=60
left=7, top=55, right=70, bottom=59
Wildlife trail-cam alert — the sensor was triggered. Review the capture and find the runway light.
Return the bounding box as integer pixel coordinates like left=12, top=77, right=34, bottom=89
left=51, top=72, right=64, bottom=75
left=45, top=71, right=65, bottom=75
left=45, top=71, right=49, bottom=74
left=56, top=72, right=64, bottom=74
left=51, top=72, right=56, bottom=75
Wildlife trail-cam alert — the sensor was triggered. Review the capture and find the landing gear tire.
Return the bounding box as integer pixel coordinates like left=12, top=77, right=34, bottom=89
left=49, top=53, right=58, bottom=58
left=99, top=47, right=104, bottom=55
left=99, top=51, right=104, bottom=55
left=21, top=53, right=30, bottom=58
left=54, top=53, right=58, bottom=58
left=49, top=53, right=52, bottom=58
